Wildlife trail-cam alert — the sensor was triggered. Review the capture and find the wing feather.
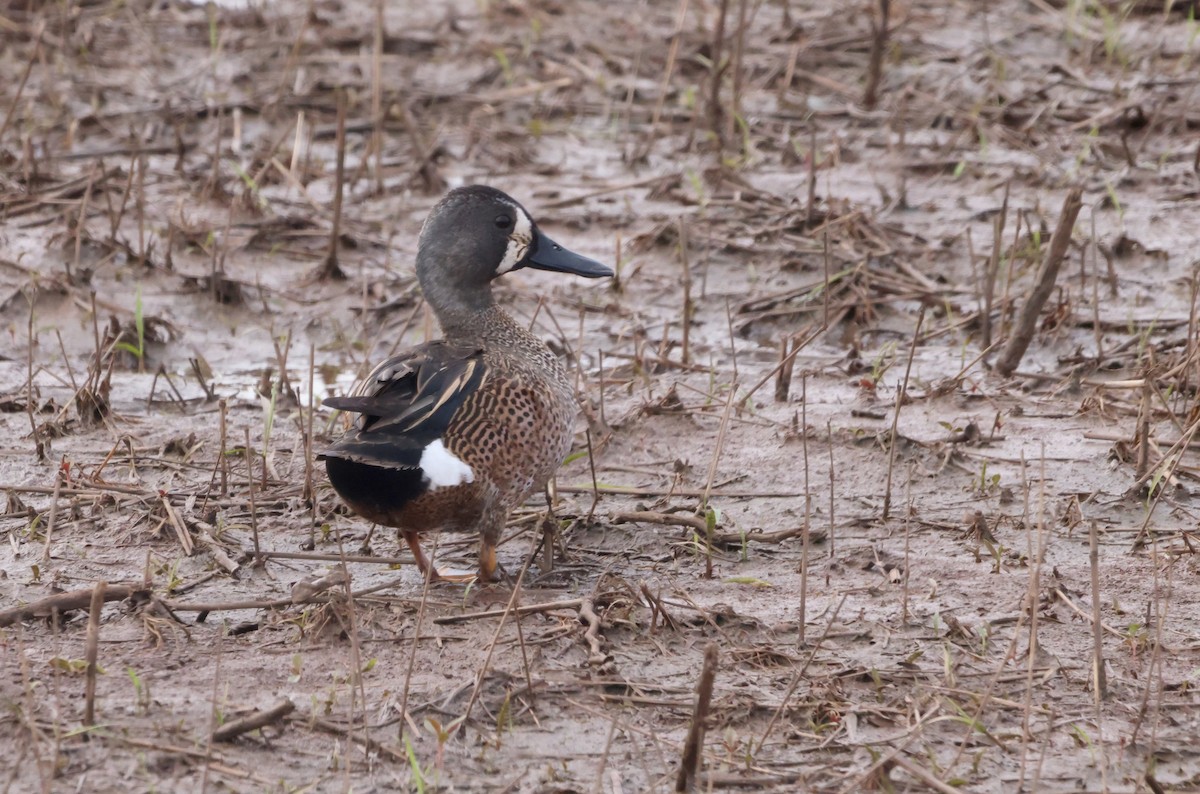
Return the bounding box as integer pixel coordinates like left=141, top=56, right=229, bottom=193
left=319, top=342, right=485, bottom=470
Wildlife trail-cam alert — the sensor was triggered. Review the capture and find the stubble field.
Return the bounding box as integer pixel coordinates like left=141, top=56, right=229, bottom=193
left=3, top=1, right=1200, bottom=791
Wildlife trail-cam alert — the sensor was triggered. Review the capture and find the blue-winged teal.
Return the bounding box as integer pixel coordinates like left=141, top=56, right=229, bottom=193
left=320, top=185, right=612, bottom=582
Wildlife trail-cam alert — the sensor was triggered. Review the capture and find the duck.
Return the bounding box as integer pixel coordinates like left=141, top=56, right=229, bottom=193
left=320, top=185, right=612, bottom=582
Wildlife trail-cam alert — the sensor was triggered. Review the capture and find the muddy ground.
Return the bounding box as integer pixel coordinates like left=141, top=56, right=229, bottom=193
left=3, top=0, right=1200, bottom=791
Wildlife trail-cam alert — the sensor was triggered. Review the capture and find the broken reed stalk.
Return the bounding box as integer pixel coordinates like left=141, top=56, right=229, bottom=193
left=370, top=0, right=385, bottom=194
left=218, top=398, right=229, bottom=496
left=205, top=108, right=223, bottom=202
left=862, top=0, right=890, bottom=109
left=743, top=325, right=821, bottom=402
left=244, top=428, right=261, bottom=562
left=1186, top=267, right=1200, bottom=396
left=332, top=531, right=371, bottom=763
left=1089, top=206, right=1105, bottom=363
left=1089, top=521, right=1107, bottom=701
left=26, top=295, right=44, bottom=461
left=585, top=426, right=600, bottom=524
left=708, top=0, right=729, bottom=142
left=320, top=91, right=348, bottom=280
left=304, top=345, right=317, bottom=544
left=882, top=306, right=925, bottom=520
left=199, top=629, right=224, bottom=792
left=0, top=21, right=43, bottom=141
left=1129, top=536, right=1169, bottom=752
left=651, top=0, right=691, bottom=130
left=724, top=298, right=739, bottom=383
left=728, top=0, right=749, bottom=147
left=995, top=187, right=1084, bottom=377
left=810, top=128, right=821, bottom=232
left=826, top=419, right=835, bottom=559
left=902, top=502, right=911, bottom=624
left=799, top=373, right=809, bottom=644
left=1018, top=450, right=1047, bottom=785
left=675, top=643, right=718, bottom=793
left=42, top=461, right=63, bottom=563
left=83, top=581, right=106, bottom=727
left=136, top=151, right=147, bottom=265
left=998, top=210, right=1024, bottom=340
left=598, top=350, right=607, bottom=427
left=700, top=384, right=739, bottom=578
left=71, top=165, right=98, bottom=283
left=774, top=335, right=796, bottom=401
left=982, top=181, right=1010, bottom=350
left=678, top=218, right=692, bottom=365
left=1136, top=377, right=1151, bottom=481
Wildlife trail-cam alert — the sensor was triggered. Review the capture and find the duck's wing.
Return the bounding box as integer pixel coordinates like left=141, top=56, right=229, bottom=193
left=320, top=342, right=485, bottom=470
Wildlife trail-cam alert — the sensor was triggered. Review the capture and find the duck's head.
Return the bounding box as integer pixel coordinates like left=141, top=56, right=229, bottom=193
left=415, top=185, right=612, bottom=318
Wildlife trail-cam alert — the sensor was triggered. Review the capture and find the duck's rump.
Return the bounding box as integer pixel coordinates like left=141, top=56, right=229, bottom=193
left=323, top=454, right=487, bottom=530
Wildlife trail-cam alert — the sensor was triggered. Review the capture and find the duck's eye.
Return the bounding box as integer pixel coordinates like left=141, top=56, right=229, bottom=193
left=495, top=214, right=512, bottom=229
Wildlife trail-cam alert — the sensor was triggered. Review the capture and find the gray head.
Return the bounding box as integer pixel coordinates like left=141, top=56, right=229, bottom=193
left=415, top=185, right=611, bottom=323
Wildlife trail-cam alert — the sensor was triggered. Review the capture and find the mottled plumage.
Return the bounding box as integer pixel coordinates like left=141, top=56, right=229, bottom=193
left=320, top=186, right=612, bottom=582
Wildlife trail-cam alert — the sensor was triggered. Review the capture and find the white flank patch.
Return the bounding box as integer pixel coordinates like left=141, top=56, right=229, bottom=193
left=419, top=439, right=474, bottom=489
left=495, top=207, right=534, bottom=275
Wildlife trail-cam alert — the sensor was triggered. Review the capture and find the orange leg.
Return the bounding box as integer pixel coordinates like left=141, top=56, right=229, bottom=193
left=478, top=539, right=501, bottom=583
left=402, top=530, right=478, bottom=584
left=401, top=530, right=437, bottom=579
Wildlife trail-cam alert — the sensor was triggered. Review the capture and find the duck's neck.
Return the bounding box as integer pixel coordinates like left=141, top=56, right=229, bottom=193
left=439, top=304, right=529, bottom=346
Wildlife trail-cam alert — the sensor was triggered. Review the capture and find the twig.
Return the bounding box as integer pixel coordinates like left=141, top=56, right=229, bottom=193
left=458, top=540, right=541, bottom=724
left=559, top=484, right=796, bottom=498
left=161, top=575, right=406, bottom=614
left=862, top=0, right=890, bottom=109
left=1089, top=521, right=1107, bottom=701
left=306, top=715, right=407, bottom=764
left=995, top=187, right=1084, bottom=377
left=305, top=344, right=318, bottom=548
left=433, top=598, right=586, bottom=625
left=585, top=426, right=600, bottom=525
left=613, top=511, right=705, bottom=532
left=160, top=493, right=195, bottom=556
left=257, top=549, right=416, bottom=567
left=83, top=582, right=107, bottom=726
left=318, top=91, right=348, bottom=280
left=212, top=698, right=296, bottom=742
left=883, top=306, right=925, bottom=520
left=1052, top=588, right=1128, bottom=641
left=1136, top=377, right=1151, bottom=480
left=0, top=584, right=148, bottom=628
left=756, top=593, right=847, bottom=753
left=982, top=182, right=1010, bottom=350
left=799, top=373, right=810, bottom=643
left=26, top=295, right=44, bottom=462
left=651, top=0, right=692, bottom=130
left=613, top=511, right=818, bottom=546
left=707, top=0, right=729, bottom=143
left=675, top=644, right=718, bottom=792
left=42, top=461, right=64, bottom=563
left=0, top=22, right=43, bottom=144
left=891, top=755, right=960, bottom=794
left=244, top=428, right=260, bottom=562
left=579, top=596, right=607, bottom=666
